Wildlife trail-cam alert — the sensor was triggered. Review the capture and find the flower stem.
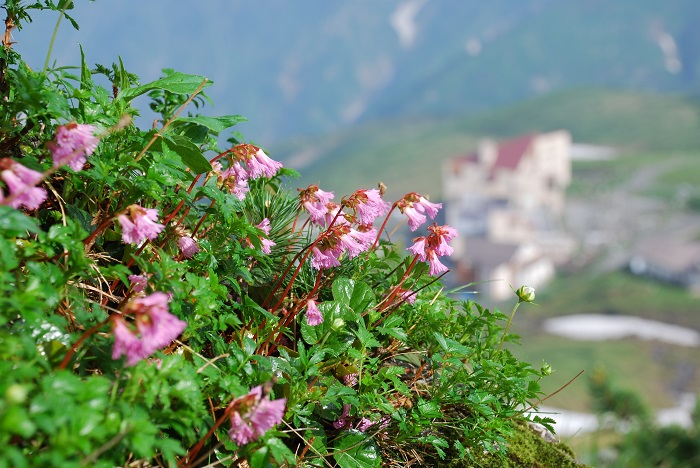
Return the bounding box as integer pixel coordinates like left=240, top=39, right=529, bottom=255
left=497, top=301, right=521, bottom=352
left=43, top=0, right=73, bottom=73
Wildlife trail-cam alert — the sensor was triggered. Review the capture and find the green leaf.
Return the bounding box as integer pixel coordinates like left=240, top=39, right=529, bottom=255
left=161, top=134, right=212, bottom=174
left=333, top=430, right=381, bottom=468
left=0, top=207, right=43, bottom=236
left=332, top=278, right=375, bottom=314
left=118, top=72, right=212, bottom=102
left=176, top=115, right=247, bottom=133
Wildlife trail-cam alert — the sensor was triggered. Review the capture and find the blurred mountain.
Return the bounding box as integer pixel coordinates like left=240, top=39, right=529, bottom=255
left=13, top=0, right=700, bottom=142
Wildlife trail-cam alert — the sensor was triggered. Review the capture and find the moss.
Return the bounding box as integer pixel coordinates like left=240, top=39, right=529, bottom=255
left=472, top=421, right=589, bottom=467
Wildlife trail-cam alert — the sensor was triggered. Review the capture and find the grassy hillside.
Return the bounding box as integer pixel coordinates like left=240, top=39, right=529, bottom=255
left=281, top=88, right=700, bottom=200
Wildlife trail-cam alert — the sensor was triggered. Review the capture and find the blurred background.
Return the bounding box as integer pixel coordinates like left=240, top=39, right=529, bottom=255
left=13, top=0, right=700, bottom=464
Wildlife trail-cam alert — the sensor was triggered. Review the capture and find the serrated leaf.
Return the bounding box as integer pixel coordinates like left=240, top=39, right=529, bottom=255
left=162, top=135, right=212, bottom=174
left=0, top=207, right=43, bottom=236
left=118, top=72, right=212, bottom=102
left=177, top=115, right=247, bottom=133
left=332, top=278, right=374, bottom=314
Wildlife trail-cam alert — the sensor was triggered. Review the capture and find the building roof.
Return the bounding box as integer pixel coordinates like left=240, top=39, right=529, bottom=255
left=493, top=134, right=535, bottom=169
left=463, top=236, right=519, bottom=269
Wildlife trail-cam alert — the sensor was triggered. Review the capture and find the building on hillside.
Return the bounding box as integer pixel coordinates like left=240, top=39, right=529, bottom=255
left=442, top=131, right=575, bottom=301
left=629, top=230, right=700, bottom=294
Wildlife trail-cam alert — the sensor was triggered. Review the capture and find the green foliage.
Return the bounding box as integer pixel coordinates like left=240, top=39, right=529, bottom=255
left=0, top=3, right=561, bottom=466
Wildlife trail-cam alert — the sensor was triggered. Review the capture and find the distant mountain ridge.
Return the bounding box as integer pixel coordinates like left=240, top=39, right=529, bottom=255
left=15, top=0, right=700, bottom=142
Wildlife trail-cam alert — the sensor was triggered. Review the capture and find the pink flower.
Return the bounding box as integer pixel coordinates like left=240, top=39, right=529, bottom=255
left=407, top=237, right=427, bottom=261
left=128, top=274, right=148, bottom=293
left=333, top=404, right=352, bottom=430
left=310, top=245, right=342, bottom=270
left=130, top=292, right=187, bottom=354
left=299, top=185, right=335, bottom=225
left=0, top=159, right=46, bottom=210
left=305, top=299, right=323, bottom=326
left=323, top=202, right=349, bottom=227
left=254, top=219, right=276, bottom=254
left=399, top=288, right=417, bottom=305
left=256, top=218, right=272, bottom=235
left=342, top=373, right=358, bottom=387
left=117, top=204, right=165, bottom=245
left=178, top=236, right=200, bottom=258
left=228, top=385, right=286, bottom=445
left=402, top=205, right=427, bottom=231
left=339, top=227, right=375, bottom=259
left=111, top=317, right=149, bottom=366
left=356, top=418, right=374, bottom=433
left=246, top=148, right=283, bottom=179
left=397, top=192, right=442, bottom=232
left=218, top=162, right=249, bottom=200
left=48, top=123, right=99, bottom=171
left=427, top=250, right=449, bottom=276
left=112, top=292, right=186, bottom=366
left=347, top=189, right=391, bottom=225
left=417, top=196, right=442, bottom=219
left=407, top=223, right=457, bottom=277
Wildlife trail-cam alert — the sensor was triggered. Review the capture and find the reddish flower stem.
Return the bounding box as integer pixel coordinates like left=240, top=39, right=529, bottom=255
left=57, top=317, right=111, bottom=370
left=371, top=203, right=397, bottom=249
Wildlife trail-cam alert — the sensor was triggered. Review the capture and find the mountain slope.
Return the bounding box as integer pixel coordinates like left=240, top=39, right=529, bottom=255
left=280, top=88, right=700, bottom=201
left=14, top=0, right=700, bottom=143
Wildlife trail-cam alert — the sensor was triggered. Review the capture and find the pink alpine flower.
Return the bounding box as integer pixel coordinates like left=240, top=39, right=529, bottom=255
left=427, top=250, right=449, bottom=276
left=117, top=204, right=165, bottom=245
left=406, top=223, right=458, bottom=277
left=299, top=185, right=335, bottom=225
left=322, top=202, right=350, bottom=227
left=310, top=245, right=342, bottom=270
left=228, top=385, right=287, bottom=446
left=338, top=226, right=375, bottom=259
left=112, top=292, right=186, bottom=366
left=398, top=288, right=417, bottom=305
left=252, top=219, right=276, bottom=255
left=406, top=237, right=428, bottom=261
left=0, top=159, right=47, bottom=210
left=342, top=373, right=358, bottom=387
left=218, top=161, right=249, bottom=200
left=128, top=274, right=148, bottom=293
left=178, top=236, right=200, bottom=258
left=428, top=224, right=457, bottom=257
left=129, top=292, right=187, bottom=354
left=111, top=317, right=149, bottom=366
left=305, top=299, right=323, bottom=326
left=346, top=188, right=391, bottom=225
left=333, top=404, right=352, bottom=430
left=397, top=192, right=443, bottom=231
left=48, top=123, right=99, bottom=171
left=246, top=147, right=283, bottom=179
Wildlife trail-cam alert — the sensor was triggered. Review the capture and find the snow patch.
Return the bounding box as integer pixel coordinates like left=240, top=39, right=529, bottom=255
left=390, top=0, right=428, bottom=49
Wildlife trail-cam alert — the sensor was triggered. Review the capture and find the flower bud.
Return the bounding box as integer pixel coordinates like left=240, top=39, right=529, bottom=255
left=6, top=384, right=28, bottom=404
left=516, top=285, right=536, bottom=303
left=541, top=362, right=552, bottom=376
left=331, top=318, right=345, bottom=331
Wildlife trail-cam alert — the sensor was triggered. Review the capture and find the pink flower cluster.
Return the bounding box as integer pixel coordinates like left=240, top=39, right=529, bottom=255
left=212, top=144, right=283, bottom=201
left=407, top=223, right=458, bottom=276
left=310, top=224, right=377, bottom=270
left=0, top=159, right=46, bottom=210
left=256, top=218, right=276, bottom=254
left=228, top=385, right=287, bottom=446
left=396, top=192, right=442, bottom=231
left=112, top=292, right=187, bottom=366
left=344, top=188, right=391, bottom=225
left=117, top=204, right=165, bottom=245
left=48, top=123, right=99, bottom=171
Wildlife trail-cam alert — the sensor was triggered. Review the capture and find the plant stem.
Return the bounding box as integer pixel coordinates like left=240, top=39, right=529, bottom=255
left=497, top=301, right=521, bottom=352
left=44, top=0, right=73, bottom=73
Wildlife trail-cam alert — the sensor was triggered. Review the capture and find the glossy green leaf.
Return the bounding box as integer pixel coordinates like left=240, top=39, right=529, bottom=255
left=118, top=72, right=212, bottom=102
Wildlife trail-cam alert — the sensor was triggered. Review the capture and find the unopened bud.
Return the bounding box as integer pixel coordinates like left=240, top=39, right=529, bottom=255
left=541, top=362, right=552, bottom=376
left=516, top=285, right=536, bottom=303
left=331, top=318, right=345, bottom=331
